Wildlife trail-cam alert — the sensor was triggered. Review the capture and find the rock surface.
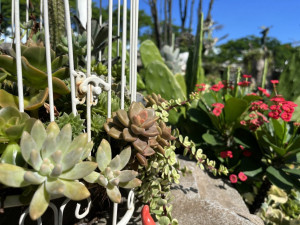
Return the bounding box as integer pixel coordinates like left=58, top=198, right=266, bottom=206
left=171, top=156, right=264, bottom=225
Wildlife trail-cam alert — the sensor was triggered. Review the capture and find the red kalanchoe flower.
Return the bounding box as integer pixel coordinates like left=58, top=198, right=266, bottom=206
left=240, top=120, right=246, bottom=125
left=243, top=74, right=252, bottom=78
left=281, top=112, right=293, bottom=122
left=213, top=107, right=222, bottom=116
left=258, top=87, right=270, bottom=97
left=270, top=105, right=281, bottom=110
left=243, top=150, right=252, bottom=157
left=238, top=81, right=251, bottom=87
left=268, top=111, right=281, bottom=119
left=271, top=96, right=285, bottom=102
left=229, top=174, right=238, bottom=183
left=210, top=81, right=224, bottom=92
left=294, top=122, right=300, bottom=127
left=212, top=103, right=224, bottom=109
left=220, top=150, right=233, bottom=159
left=271, top=80, right=279, bottom=84
left=239, top=145, right=245, bottom=150
left=238, top=172, right=248, bottom=181
left=196, top=83, right=206, bottom=92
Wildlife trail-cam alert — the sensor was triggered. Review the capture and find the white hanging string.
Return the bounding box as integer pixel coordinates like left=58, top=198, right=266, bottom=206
left=117, top=0, right=120, bottom=57
left=134, top=0, right=139, bottom=101
left=63, top=0, right=77, bottom=115
left=14, top=0, right=24, bottom=112
left=107, top=0, right=113, bottom=119
left=86, top=0, right=92, bottom=141
left=120, top=0, right=127, bottom=110
left=39, top=0, right=43, bottom=29
left=129, top=0, right=133, bottom=94
left=43, top=0, right=55, bottom=122
left=98, top=0, right=102, bottom=61
left=26, top=0, right=29, bottom=40
left=11, top=0, right=15, bottom=45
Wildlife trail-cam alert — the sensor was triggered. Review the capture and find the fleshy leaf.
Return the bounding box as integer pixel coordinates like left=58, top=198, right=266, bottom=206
left=20, top=131, right=37, bottom=163
left=61, top=180, right=90, bottom=201
left=0, top=163, right=29, bottom=187
left=108, top=127, right=123, bottom=139
left=24, top=171, right=46, bottom=184
left=96, top=139, right=112, bottom=171
left=46, top=122, right=60, bottom=137
left=129, top=102, right=144, bottom=122
left=119, top=178, right=142, bottom=188
left=56, top=124, right=72, bottom=153
left=66, top=133, right=88, bottom=155
left=117, top=170, right=138, bottom=183
left=29, top=183, right=50, bottom=220
left=41, top=134, right=57, bottom=159
left=62, top=148, right=84, bottom=171
left=106, top=184, right=121, bottom=203
left=122, top=128, right=137, bottom=142
left=60, top=162, right=97, bottom=180
left=116, top=146, right=131, bottom=171
left=116, top=109, right=130, bottom=127
left=30, top=120, right=47, bottom=150
left=109, top=155, right=121, bottom=171
left=45, top=179, right=65, bottom=195
left=83, top=171, right=100, bottom=183
left=81, top=141, right=94, bottom=160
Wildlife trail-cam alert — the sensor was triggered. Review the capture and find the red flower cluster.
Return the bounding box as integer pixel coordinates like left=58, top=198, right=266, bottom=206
left=212, top=103, right=224, bottom=117
left=258, top=87, right=270, bottom=97
left=229, top=172, right=248, bottom=183
left=196, top=83, right=206, bottom=92
left=268, top=96, right=298, bottom=122
left=250, top=101, right=268, bottom=111
left=243, top=112, right=268, bottom=130
left=210, top=81, right=224, bottom=92
left=220, top=150, right=233, bottom=159
left=271, top=80, right=279, bottom=84
left=243, top=74, right=252, bottom=79
left=238, top=81, right=251, bottom=87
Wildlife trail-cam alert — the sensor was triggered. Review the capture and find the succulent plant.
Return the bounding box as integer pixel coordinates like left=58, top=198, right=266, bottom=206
left=0, top=121, right=97, bottom=220
left=160, top=45, right=183, bottom=74
left=84, top=139, right=141, bottom=203
left=104, top=102, right=175, bottom=166
left=0, top=107, right=36, bottom=143
left=145, top=93, right=167, bottom=108
left=55, top=112, right=85, bottom=137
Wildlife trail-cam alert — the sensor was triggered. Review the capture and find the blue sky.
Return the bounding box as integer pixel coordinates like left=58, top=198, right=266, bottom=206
left=94, top=0, right=300, bottom=46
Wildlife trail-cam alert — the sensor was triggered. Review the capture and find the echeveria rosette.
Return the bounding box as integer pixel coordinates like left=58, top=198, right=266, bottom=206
left=0, top=107, right=36, bottom=143
left=0, top=121, right=97, bottom=220
left=84, top=139, right=141, bottom=203
left=104, top=102, right=160, bottom=166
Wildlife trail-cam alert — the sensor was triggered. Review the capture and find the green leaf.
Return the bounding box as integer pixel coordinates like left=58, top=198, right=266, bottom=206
left=0, top=163, right=29, bottom=187
left=224, top=98, right=248, bottom=123
left=83, top=171, right=100, bottom=183
left=114, top=146, right=131, bottom=171
left=117, top=170, right=138, bottom=183
left=30, top=120, right=47, bottom=150
left=45, top=179, right=65, bottom=195
left=202, top=132, right=218, bottom=146
left=29, top=183, right=50, bottom=220
left=106, top=184, right=121, bottom=203
left=60, top=162, right=97, bottom=180
left=51, top=55, right=69, bottom=72
left=271, top=118, right=285, bottom=141
left=20, top=131, right=37, bottom=163
left=119, top=178, right=142, bottom=189
left=282, top=168, right=300, bottom=177
left=159, top=216, right=171, bottom=225
left=61, top=180, right=90, bottom=201
left=262, top=135, right=285, bottom=156
left=56, top=124, right=72, bottom=153
left=266, top=166, right=294, bottom=190
left=0, top=142, right=25, bottom=166
left=96, top=139, right=112, bottom=171
left=242, top=95, right=262, bottom=103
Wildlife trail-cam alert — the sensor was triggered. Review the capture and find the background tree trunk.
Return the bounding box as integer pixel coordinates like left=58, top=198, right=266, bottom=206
left=179, top=0, right=188, bottom=32
left=148, top=0, right=161, bottom=49
left=189, top=0, right=195, bottom=32
left=168, top=0, right=172, bottom=45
